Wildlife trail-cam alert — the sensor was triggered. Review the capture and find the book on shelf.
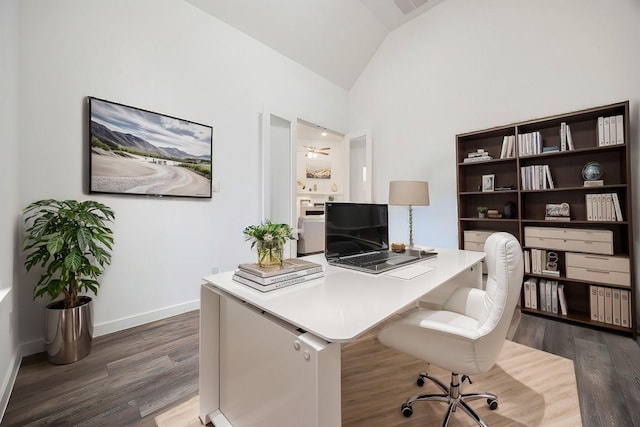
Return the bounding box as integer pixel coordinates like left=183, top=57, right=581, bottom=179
left=566, top=124, right=575, bottom=150
left=551, top=281, right=558, bottom=314
left=542, top=269, right=560, bottom=277
left=499, top=135, right=516, bottom=159
left=560, top=122, right=567, bottom=151
left=237, top=258, right=323, bottom=280
left=463, top=155, right=493, bottom=163
left=232, top=271, right=324, bottom=292
left=583, top=180, right=604, bottom=187
left=558, top=284, right=568, bottom=316
left=545, top=216, right=570, bottom=222
left=520, top=165, right=554, bottom=190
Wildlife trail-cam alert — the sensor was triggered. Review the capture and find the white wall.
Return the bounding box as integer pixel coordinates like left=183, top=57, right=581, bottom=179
left=350, top=0, right=640, bottom=248
left=13, top=0, right=348, bottom=353
left=0, top=0, right=21, bottom=416
left=349, top=0, right=640, bottom=324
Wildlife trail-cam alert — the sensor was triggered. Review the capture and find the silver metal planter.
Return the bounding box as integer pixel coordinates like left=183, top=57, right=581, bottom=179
left=45, top=296, right=93, bottom=364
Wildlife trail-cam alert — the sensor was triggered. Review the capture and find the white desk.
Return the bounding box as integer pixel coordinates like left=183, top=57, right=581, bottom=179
left=200, top=248, right=484, bottom=426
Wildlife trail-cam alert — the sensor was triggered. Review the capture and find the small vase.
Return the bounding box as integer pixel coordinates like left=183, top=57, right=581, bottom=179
left=257, top=240, right=284, bottom=268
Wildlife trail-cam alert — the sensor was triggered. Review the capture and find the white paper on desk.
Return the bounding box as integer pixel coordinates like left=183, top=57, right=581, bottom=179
left=386, top=264, right=435, bottom=280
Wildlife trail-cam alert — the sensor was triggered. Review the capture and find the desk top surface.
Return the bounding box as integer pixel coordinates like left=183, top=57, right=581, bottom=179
left=202, top=248, right=483, bottom=343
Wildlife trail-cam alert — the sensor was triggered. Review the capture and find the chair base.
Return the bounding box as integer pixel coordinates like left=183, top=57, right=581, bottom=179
left=401, top=372, right=498, bottom=427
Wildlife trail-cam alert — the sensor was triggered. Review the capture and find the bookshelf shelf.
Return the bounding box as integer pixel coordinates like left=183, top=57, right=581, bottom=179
left=456, top=101, right=635, bottom=337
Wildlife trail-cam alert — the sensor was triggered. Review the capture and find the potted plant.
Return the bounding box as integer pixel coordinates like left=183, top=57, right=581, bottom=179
left=477, top=206, right=488, bottom=218
left=23, top=199, right=115, bottom=364
left=243, top=220, right=294, bottom=268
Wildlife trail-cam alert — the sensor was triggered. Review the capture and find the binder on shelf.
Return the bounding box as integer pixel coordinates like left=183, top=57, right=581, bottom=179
left=539, top=279, right=547, bottom=312
left=612, top=288, right=621, bottom=326
left=620, top=290, right=630, bottom=328
left=524, top=280, right=531, bottom=308
left=530, top=279, right=538, bottom=310
left=615, top=115, right=624, bottom=144
left=560, top=122, right=567, bottom=151
left=603, top=117, right=610, bottom=145
left=597, top=287, right=605, bottom=323
left=551, top=281, right=558, bottom=314
left=609, top=116, right=617, bottom=145
left=598, top=116, right=605, bottom=146
left=590, top=285, right=599, bottom=321
left=545, top=280, right=552, bottom=313
left=604, top=287, right=613, bottom=324
left=586, top=194, right=593, bottom=221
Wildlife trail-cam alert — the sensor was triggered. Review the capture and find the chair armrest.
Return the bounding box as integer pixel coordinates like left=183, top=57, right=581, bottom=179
left=442, top=287, right=486, bottom=320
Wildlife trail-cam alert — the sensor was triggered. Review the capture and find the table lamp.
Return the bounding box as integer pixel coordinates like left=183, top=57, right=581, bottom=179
left=388, top=180, right=430, bottom=248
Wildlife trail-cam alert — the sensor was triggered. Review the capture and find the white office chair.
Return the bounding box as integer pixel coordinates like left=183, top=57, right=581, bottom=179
left=378, top=232, right=524, bottom=426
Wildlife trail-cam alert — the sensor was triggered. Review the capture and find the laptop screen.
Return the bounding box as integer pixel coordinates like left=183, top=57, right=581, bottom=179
left=325, top=202, right=389, bottom=259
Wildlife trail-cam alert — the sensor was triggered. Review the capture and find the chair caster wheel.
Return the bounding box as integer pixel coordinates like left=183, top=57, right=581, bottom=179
left=487, top=398, right=498, bottom=410
left=401, top=403, right=413, bottom=417
left=416, top=377, right=425, bottom=387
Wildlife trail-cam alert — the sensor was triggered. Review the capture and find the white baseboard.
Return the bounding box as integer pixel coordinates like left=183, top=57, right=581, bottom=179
left=93, top=299, right=200, bottom=337
left=0, top=351, right=21, bottom=423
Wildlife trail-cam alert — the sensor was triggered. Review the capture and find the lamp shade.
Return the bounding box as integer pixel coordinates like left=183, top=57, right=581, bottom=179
left=388, top=181, right=430, bottom=206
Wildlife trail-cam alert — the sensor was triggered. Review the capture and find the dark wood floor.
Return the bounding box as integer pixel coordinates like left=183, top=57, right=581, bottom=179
left=1, top=310, right=200, bottom=427
left=2, top=310, right=639, bottom=426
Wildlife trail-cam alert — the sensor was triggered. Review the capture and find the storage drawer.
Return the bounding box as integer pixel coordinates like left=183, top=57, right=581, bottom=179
left=463, top=230, right=494, bottom=274
left=525, top=236, right=613, bottom=255
left=566, top=253, right=630, bottom=273
left=524, top=227, right=613, bottom=243
left=566, top=266, right=630, bottom=287
left=463, top=230, right=494, bottom=244
left=464, top=241, right=485, bottom=252
left=524, top=227, right=613, bottom=255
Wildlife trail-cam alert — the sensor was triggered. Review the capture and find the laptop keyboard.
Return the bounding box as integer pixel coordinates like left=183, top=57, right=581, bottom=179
left=336, top=251, right=397, bottom=267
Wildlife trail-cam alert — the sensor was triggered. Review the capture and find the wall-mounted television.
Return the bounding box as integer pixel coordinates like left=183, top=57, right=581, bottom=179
left=88, top=96, right=213, bottom=198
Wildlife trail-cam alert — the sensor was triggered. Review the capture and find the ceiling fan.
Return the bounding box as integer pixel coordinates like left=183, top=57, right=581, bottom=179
left=304, top=145, right=330, bottom=157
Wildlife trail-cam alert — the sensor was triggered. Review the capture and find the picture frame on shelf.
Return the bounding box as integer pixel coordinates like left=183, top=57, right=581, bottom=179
left=482, top=174, right=495, bottom=192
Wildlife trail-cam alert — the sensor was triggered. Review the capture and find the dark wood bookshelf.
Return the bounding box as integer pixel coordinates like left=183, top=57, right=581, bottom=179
left=456, top=101, right=635, bottom=337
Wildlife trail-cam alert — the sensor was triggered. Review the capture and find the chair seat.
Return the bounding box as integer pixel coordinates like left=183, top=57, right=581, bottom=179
left=405, top=308, right=480, bottom=332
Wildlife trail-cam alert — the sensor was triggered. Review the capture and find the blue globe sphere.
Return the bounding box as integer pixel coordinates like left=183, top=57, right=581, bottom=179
left=582, top=162, right=602, bottom=181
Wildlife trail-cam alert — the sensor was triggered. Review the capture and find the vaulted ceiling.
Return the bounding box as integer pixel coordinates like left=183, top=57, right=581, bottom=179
left=185, top=0, right=445, bottom=90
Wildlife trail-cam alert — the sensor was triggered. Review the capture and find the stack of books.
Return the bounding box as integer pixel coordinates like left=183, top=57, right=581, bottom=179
left=232, top=258, right=324, bottom=292
left=463, top=149, right=493, bottom=163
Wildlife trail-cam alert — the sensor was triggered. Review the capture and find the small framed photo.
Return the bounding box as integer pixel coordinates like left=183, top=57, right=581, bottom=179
left=482, top=174, right=495, bottom=192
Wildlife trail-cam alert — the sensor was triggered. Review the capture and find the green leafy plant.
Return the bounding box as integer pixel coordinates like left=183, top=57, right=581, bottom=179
left=23, top=199, right=115, bottom=309
left=477, top=206, right=488, bottom=214
left=242, top=220, right=294, bottom=249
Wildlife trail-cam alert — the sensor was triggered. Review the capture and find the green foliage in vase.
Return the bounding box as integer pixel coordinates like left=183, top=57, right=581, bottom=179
left=23, top=199, right=115, bottom=309
left=242, top=220, right=294, bottom=249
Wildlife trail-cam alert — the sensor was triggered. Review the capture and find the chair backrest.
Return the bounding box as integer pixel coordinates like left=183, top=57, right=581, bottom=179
left=474, top=232, right=524, bottom=369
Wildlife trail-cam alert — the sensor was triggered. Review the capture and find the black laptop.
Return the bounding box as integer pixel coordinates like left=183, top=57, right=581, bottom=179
left=324, top=202, right=435, bottom=274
